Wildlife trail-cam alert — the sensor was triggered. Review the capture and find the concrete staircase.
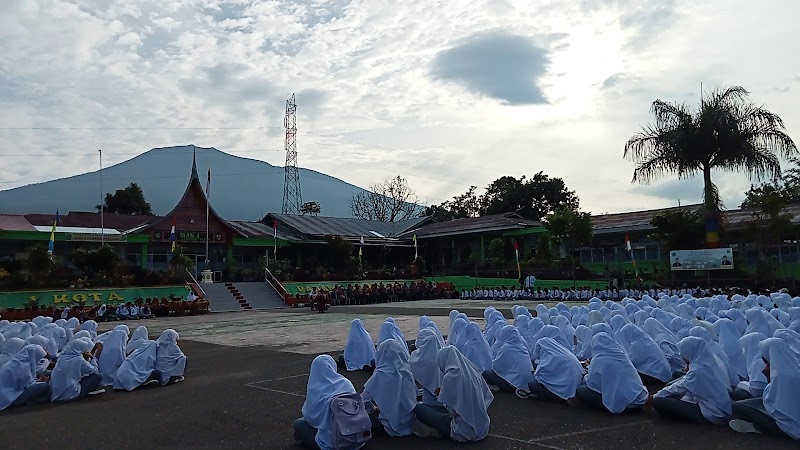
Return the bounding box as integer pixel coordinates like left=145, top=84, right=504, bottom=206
left=232, top=282, right=286, bottom=309
left=200, top=281, right=285, bottom=312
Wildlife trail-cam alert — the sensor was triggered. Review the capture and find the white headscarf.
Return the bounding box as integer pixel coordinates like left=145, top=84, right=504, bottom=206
left=491, top=326, right=535, bottom=390
left=461, top=322, right=493, bottom=372
left=363, top=339, right=416, bottom=436
left=532, top=325, right=571, bottom=351
left=301, top=354, right=356, bottom=449
left=760, top=337, right=800, bottom=440
left=0, top=344, right=47, bottom=410
left=573, top=325, right=593, bottom=360
left=97, top=328, right=129, bottom=386
left=419, top=316, right=444, bottom=342
left=114, top=340, right=157, bottom=391
left=713, top=319, right=748, bottom=380
left=447, top=317, right=468, bottom=349
left=688, top=326, right=738, bottom=388
left=616, top=323, right=672, bottom=383
left=23, top=335, right=51, bottom=375
left=155, top=329, right=186, bottom=385
left=738, top=332, right=768, bottom=396
left=0, top=337, right=25, bottom=368
left=50, top=337, right=97, bottom=401
left=409, top=328, right=443, bottom=394
left=531, top=337, right=585, bottom=400
left=585, top=332, right=649, bottom=413
left=79, top=320, right=98, bottom=339
left=126, top=326, right=150, bottom=355
left=745, top=309, right=780, bottom=337
left=343, top=319, right=376, bottom=371
left=436, top=346, right=494, bottom=442
left=378, top=319, right=408, bottom=355
left=38, top=323, right=65, bottom=354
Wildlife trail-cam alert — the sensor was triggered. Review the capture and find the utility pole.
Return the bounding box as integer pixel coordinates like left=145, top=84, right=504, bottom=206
left=99, top=149, right=104, bottom=245
left=282, top=93, right=302, bottom=214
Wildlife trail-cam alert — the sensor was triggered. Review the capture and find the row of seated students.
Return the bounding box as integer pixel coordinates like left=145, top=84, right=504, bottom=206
left=304, top=281, right=458, bottom=306
left=462, top=285, right=775, bottom=301
left=0, top=317, right=187, bottom=411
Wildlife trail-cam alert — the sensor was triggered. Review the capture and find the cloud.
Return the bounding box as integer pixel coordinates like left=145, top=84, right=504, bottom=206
left=431, top=31, right=550, bottom=105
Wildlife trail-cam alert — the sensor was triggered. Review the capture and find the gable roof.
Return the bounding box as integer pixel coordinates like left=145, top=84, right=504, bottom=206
left=0, top=214, right=38, bottom=232
left=24, top=211, right=159, bottom=232
left=262, top=213, right=431, bottom=242
left=409, top=213, right=543, bottom=239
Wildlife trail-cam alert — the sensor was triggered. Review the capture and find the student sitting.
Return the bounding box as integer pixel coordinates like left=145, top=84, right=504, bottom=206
left=126, top=326, right=150, bottom=356
left=97, top=325, right=130, bottom=386
left=293, top=354, right=371, bottom=450
left=616, top=323, right=673, bottom=385
left=0, top=344, right=51, bottom=410
left=524, top=337, right=585, bottom=404
left=114, top=340, right=161, bottom=391
left=410, top=328, right=444, bottom=403
left=338, top=319, right=376, bottom=372
left=653, top=336, right=732, bottom=425
left=413, top=346, right=494, bottom=442
left=129, top=304, right=141, bottom=320
left=50, top=337, right=105, bottom=402
left=362, top=339, right=416, bottom=436
left=140, top=304, right=153, bottom=319
left=576, top=332, right=651, bottom=413
left=155, top=329, right=186, bottom=385
left=483, top=326, right=534, bottom=394
left=729, top=337, right=800, bottom=439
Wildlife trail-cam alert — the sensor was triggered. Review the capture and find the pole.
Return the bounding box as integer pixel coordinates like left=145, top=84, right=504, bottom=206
left=99, top=149, right=104, bottom=246
left=205, top=162, right=210, bottom=269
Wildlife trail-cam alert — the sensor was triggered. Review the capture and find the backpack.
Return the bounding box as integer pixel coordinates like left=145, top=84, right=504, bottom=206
left=329, top=393, right=372, bottom=449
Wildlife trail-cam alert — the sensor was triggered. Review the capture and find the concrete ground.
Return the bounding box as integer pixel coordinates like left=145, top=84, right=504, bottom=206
left=0, top=300, right=796, bottom=449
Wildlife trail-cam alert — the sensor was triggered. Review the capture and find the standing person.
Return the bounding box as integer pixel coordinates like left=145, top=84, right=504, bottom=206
left=525, top=273, right=536, bottom=289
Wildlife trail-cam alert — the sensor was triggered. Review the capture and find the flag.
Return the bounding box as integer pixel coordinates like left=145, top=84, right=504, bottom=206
left=207, top=165, right=211, bottom=198
left=625, top=233, right=632, bottom=252
left=273, top=220, right=278, bottom=256
left=625, top=233, right=639, bottom=280
left=47, top=213, right=58, bottom=254
left=413, top=233, right=418, bottom=260
left=169, top=216, right=177, bottom=253
left=513, top=240, right=521, bottom=279
left=55, top=209, right=61, bottom=224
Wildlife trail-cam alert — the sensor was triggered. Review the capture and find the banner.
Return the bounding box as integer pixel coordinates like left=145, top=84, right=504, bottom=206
left=669, top=248, right=734, bottom=271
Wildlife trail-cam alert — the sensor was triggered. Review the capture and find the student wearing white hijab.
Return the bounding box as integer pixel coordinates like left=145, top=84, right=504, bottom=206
left=483, top=326, right=534, bottom=393
left=525, top=337, right=585, bottom=403
left=573, top=325, right=593, bottom=361
left=0, top=337, right=26, bottom=368
left=339, top=319, right=376, bottom=371
left=79, top=320, right=98, bottom=339
left=378, top=319, right=409, bottom=355
left=294, top=354, right=368, bottom=450
left=0, top=344, right=50, bottom=410
left=413, top=346, right=494, bottom=442
left=642, top=318, right=684, bottom=374
left=616, top=323, right=673, bottom=384
left=730, top=337, right=800, bottom=439
left=576, top=332, right=650, bottom=414
left=362, top=339, right=416, bottom=437
left=419, top=316, right=444, bottom=343
left=114, top=340, right=160, bottom=391
left=653, top=337, right=732, bottom=425
left=410, top=328, right=444, bottom=403
left=126, top=326, right=150, bottom=356
left=24, top=335, right=52, bottom=376
left=50, top=337, right=104, bottom=401
left=714, top=319, right=748, bottom=381
left=155, top=329, right=187, bottom=385
left=460, top=322, right=493, bottom=373
left=447, top=317, right=468, bottom=349
left=97, top=326, right=130, bottom=386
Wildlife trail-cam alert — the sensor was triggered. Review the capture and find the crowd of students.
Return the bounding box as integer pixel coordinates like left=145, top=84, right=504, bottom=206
left=304, top=281, right=458, bottom=307
left=293, top=291, right=800, bottom=449
left=461, top=285, right=748, bottom=301
left=0, top=316, right=187, bottom=411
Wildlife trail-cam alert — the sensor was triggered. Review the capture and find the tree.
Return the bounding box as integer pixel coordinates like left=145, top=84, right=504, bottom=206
left=543, top=208, right=593, bottom=259
left=301, top=201, right=322, bottom=216
left=624, top=86, right=797, bottom=248
left=71, top=245, right=121, bottom=280
left=324, top=235, right=354, bottom=271
left=425, top=186, right=480, bottom=221
left=169, top=244, right=194, bottom=276
left=741, top=156, right=800, bottom=208
left=97, top=183, right=153, bottom=215
left=25, top=245, right=54, bottom=280
left=487, top=238, right=506, bottom=262
left=479, top=173, right=578, bottom=220
left=744, top=185, right=796, bottom=283
left=350, top=176, right=423, bottom=222
left=649, top=209, right=705, bottom=251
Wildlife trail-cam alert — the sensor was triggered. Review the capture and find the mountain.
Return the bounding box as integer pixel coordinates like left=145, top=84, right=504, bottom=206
left=0, top=145, right=367, bottom=220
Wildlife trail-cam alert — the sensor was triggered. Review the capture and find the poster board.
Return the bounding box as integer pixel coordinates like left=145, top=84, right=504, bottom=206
left=669, top=248, right=734, bottom=271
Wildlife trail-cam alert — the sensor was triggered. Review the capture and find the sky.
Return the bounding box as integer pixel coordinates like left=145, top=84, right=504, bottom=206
left=1, top=0, right=799, bottom=216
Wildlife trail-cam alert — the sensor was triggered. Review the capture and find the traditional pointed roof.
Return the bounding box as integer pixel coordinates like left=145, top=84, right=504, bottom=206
left=139, top=147, right=243, bottom=237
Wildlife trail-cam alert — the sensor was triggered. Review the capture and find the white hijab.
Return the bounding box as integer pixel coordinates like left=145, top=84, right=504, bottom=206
left=713, top=319, right=748, bottom=380
left=409, top=328, right=443, bottom=394
left=761, top=337, right=800, bottom=440
left=363, top=339, right=416, bottom=436
left=114, top=340, right=157, bottom=391
left=667, top=337, right=732, bottom=424
left=126, top=326, right=150, bottom=355
left=50, top=337, right=97, bottom=401
left=436, top=346, right=494, bottom=441
left=79, top=320, right=98, bottom=339
left=97, top=327, right=130, bottom=386
left=155, top=329, right=186, bottom=384
left=616, top=323, right=672, bottom=383
left=491, top=326, right=534, bottom=390
left=343, top=319, right=376, bottom=371
left=0, top=344, right=47, bottom=410
left=573, top=325, right=593, bottom=360
left=531, top=337, right=585, bottom=400
left=586, top=332, right=648, bottom=413
left=460, top=322, right=493, bottom=373
left=301, top=355, right=356, bottom=449
left=738, top=332, right=768, bottom=396
left=0, top=337, right=26, bottom=368
left=378, top=319, right=408, bottom=355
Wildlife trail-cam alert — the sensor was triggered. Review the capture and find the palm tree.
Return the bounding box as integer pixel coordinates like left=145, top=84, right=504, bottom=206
left=624, top=86, right=797, bottom=247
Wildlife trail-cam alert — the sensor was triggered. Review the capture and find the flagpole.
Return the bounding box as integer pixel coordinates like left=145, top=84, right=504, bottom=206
left=99, top=149, right=104, bottom=246
left=205, top=162, right=210, bottom=269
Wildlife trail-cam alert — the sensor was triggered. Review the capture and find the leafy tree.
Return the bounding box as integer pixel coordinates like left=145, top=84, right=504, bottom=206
left=535, top=232, right=555, bottom=261
left=71, top=245, right=121, bottom=280
left=97, top=183, right=153, bottom=215
left=24, top=245, right=53, bottom=286
left=741, top=157, right=800, bottom=208
left=624, top=86, right=797, bottom=248
left=169, top=244, right=194, bottom=276
left=487, top=238, right=507, bottom=262
left=543, top=208, right=593, bottom=259
left=350, top=176, right=423, bottom=222
left=649, top=209, right=705, bottom=251
left=425, top=186, right=480, bottom=221
left=744, top=184, right=796, bottom=282
left=324, top=235, right=354, bottom=271
left=301, top=201, right=322, bottom=216
left=479, top=173, right=578, bottom=220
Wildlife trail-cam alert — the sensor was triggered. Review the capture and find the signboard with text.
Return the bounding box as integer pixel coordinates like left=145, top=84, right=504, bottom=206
left=669, top=248, right=734, bottom=271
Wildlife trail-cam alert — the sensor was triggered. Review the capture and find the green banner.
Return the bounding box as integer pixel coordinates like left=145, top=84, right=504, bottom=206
left=0, top=286, right=190, bottom=309
left=283, top=280, right=417, bottom=295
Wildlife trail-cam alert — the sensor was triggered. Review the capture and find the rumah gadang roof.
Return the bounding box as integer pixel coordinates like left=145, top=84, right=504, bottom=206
left=24, top=211, right=159, bottom=232
left=259, top=213, right=431, bottom=244
left=407, top=213, right=543, bottom=239
left=591, top=203, right=800, bottom=234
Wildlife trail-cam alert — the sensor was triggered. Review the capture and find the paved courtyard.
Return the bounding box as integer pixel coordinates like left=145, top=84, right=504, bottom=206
left=0, top=300, right=795, bottom=449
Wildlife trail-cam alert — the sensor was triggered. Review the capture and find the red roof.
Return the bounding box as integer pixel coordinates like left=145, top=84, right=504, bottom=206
left=0, top=215, right=38, bottom=231
left=24, top=211, right=160, bottom=232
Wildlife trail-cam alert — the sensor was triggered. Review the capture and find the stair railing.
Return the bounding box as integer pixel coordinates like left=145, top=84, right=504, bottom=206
left=264, top=267, right=289, bottom=303
left=186, top=268, right=206, bottom=298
